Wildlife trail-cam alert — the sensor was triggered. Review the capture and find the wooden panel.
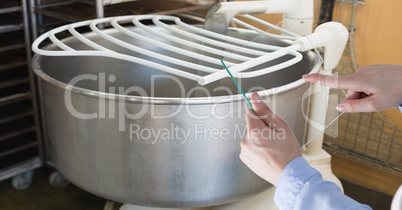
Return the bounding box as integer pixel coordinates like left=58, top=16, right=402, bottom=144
left=330, top=153, right=402, bottom=196
left=333, top=1, right=402, bottom=128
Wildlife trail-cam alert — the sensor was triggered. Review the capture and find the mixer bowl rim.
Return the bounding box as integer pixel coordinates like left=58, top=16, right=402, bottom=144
left=32, top=53, right=320, bottom=105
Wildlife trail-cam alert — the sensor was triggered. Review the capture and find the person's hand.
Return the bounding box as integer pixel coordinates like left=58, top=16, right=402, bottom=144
left=303, top=64, right=402, bottom=113
left=239, top=92, right=302, bottom=186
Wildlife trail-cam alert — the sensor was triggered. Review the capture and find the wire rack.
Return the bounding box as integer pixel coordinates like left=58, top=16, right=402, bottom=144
left=323, top=0, right=402, bottom=174
left=32, top=14, right=319, bottom=85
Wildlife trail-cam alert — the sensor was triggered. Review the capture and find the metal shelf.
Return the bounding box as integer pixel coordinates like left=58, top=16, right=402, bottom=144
left=0, top=14, right=24, bottom=33
left=0, top=140, right=37, bottom=159
left=0, top=78, right=29, bottom=90
left=0, top=157, right=41, bottom=181
left=0, top=117, right=36, bottom=142
left=0, top=7, right=20, bottom=14
left=0, top=84, right=31, bottom=107
left=0, top=1, right=21, bottom=15
left=0, top=67, right=30, bottom=90
left=34, top=0, right=212, bottom=22
left=0, top=61, right=27, bottom=71
left=0, top=32, right=25, bottom=52
left=0, top=23, right=23, bottom=33
left=0, top=103, right=33, bottom=125
left=0, top=50, right=27, bottom=71
left=0, top=0, right=43, bottom=187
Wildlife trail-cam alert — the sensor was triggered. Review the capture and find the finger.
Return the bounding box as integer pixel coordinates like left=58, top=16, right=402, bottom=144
left=337, top=95, right=383, bottom=112
left=245, top=110, right=270, bottom=130
left=250, top=92, right=273, bottom=118
left=249, top=92, right=286, bottom=127
left=245, top=108, right=269, bottom=133
left=244, top=109, right=282, bottom=146
left=303, top=73, right=360, bottom=90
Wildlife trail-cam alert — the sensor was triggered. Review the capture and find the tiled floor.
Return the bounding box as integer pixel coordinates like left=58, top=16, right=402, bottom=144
left=0, top=167, right=393, bottom=210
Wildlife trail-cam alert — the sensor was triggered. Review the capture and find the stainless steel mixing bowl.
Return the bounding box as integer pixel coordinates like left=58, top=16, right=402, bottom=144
left=32, top=26, right=320, bottom=207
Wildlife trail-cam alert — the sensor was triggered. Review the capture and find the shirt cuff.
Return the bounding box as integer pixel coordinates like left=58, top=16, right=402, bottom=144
left=274, top=156, right=321, bottom=210
left=398, top=104, right=402, bottom=112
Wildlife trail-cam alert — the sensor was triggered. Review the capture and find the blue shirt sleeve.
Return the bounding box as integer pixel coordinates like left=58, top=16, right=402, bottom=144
left=274, top=156, right=373, bottom=210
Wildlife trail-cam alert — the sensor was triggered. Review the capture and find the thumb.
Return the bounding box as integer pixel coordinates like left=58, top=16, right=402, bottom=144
left=337, top=96, right=381, bottom=113
left=250, top=92, right=286, bottom=127
left=250, top=92, right=273, bottom=118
